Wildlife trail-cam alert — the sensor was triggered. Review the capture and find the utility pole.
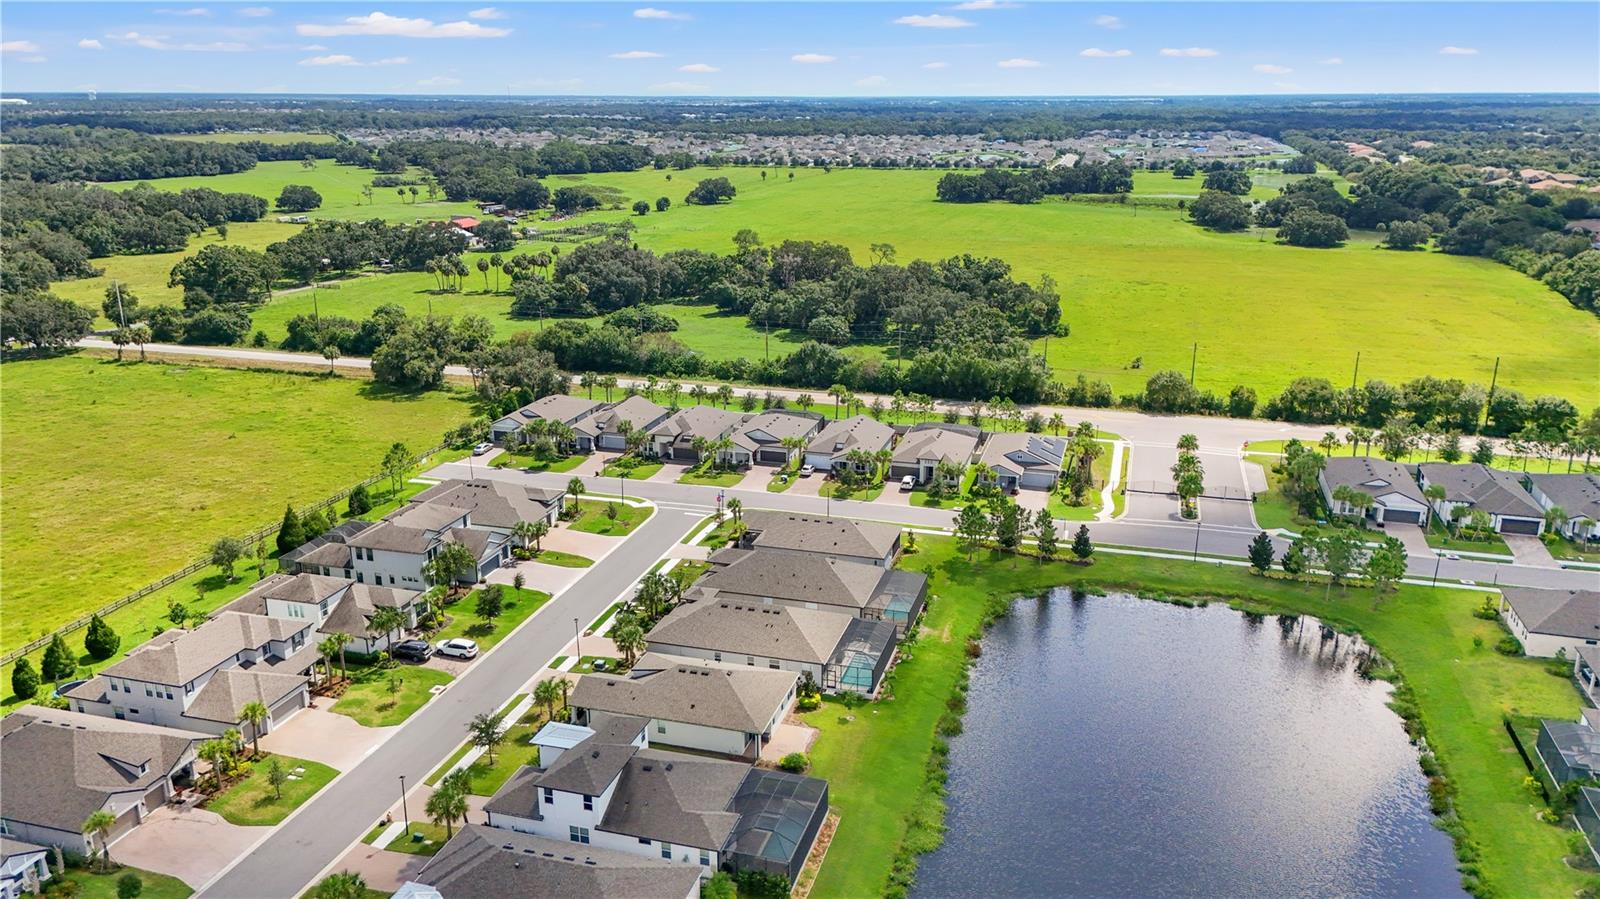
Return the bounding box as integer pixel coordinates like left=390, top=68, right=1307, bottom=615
left=1188, top=342, right=1198, bottom=386
left=112, top=281, right=127, bottom=329
left=1350, top=351, right=1361, bottom=392
left=1482, top=356, right=1500, bottom=433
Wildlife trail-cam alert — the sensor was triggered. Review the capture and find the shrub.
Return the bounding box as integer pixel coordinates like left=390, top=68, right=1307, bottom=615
left=117, top=873, right=144, bottom=899
left=10, top=658, right=39, bottom=699
left=41, top=633, right=76, bottom=681
left=85, top=614, right=120, bottom=660
left=1494, top=634, right=1522, bottom=656
left=777, top=752, right=809, bottom=773
left=796, top=694, right=821, bottom=712
left=347, top=483, right=372, bottom=516
left=1471, top=597, right=1499, bottom=620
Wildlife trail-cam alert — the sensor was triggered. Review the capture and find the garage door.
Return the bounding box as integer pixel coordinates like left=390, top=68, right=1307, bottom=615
left=598, top=435, right=627, bottom=451
left=143, top=782, right=168, bottom=812
left=270, top=689, right=307, bottom=725
left=1020, top=471, right=1055, bottom=490
left=757, top=449, right=788, bottom=465
left=1384, top=509, right=1422, bottom=524
left=1500, top=517, right=1541, bottom=535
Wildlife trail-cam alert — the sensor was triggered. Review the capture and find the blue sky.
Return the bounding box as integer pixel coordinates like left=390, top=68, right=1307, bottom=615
left=2, top=2, right=1596, bottom=96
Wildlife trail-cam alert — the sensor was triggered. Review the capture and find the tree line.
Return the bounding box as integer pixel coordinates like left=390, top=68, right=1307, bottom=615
left=934, top=162, right=1134, bottom=204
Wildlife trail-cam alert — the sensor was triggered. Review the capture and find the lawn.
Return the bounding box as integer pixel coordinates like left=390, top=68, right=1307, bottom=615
left=802, top=538, right=1587, bottom=898
left=429, top=703, right=553, bottom=797
left=906, top=466, right=980, bottom=509
left=526, top=549, right=592, bottom=568
left=567, top=499, right=652, bottom=536
left=820, top=478, right=885, bottom=502
left=571, top=655, right=623, bottom=674
left=601, top=459, right=663, bottom=480
left=0, top=355, right=479, bottom=655
left=1243, top=453, right=1317, bottom=532
left=433, top=586, right=552, bottom=653
left=52, top=865, right=192, bottom=899
left=206, top=754, right=338, bottom=827
left=1425, top=520, right=1512, bottom=556
left=677, top=464, right=745, bottom=487
left=363, top=821, right=453, bottom=856
left=331, top=662, right=455, bottom=727
left=491, top=451, right=585, bottom=473
left=1045, top=446, right=1115, bottom=520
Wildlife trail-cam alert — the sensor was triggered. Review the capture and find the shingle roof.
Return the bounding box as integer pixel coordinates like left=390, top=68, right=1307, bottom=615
left=577, top=396, right=668, bottom=437
left=280, top=520, right=373, bottom=568
left=699, top=549, right=890, bottom=611
left=732, top=411, right=821, bottom=452
left=977, top=432, right=1066, bottom=475
left=1501, top=588, right=1600, bottom=641
left=740, top=511, right=899, bottom=562
left=646, top=597, right=855, bottom=665
left=415, top=824, right=703, bottom=899
left=0, top=709, right=204, bottom=834
left=222, top=573, right=350, bottom=616
left=320, top=583, right=419, bottom=640
left=522, top=715, right=649, bottom=797
left=182, top=668, right=307, bottom=724
left=807, top=415, right=896, bottom=459
left=293, top=541, right=353, bottom=570
left=650, top=404, right=745, bottom=443
left=0, top=838, right=48, bottom=862
left=1321, top=457, right=1427, bottom=506
left=1417, top=463, right=1545, bottom=519
left=571, top=655, right=796, bottom=733
left=101, top=612, right=312, bottom=686
left=493, top=394, right=606, bottom=432
left=891, top=425, right=979, bottom=467
left=411, top=479, right=564, bottom=530
left=598, top=748, right=747, bottom=849
left=1528, top=473, right=1600, bottom=521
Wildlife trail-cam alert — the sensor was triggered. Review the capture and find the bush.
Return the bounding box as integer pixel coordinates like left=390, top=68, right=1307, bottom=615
left=1494, top=634, right=1522, bottom=656
left=1189, top=190, right=1251, bottom=231
left=1383, top=219, right=1432, bottom=250
left=85, top=614, right=121, bottom=660
left=117, top=873, right=144, bottom=899
left=347, top=483, right=372, bottom=516
left=796, top=693, right=821, bottom=712
left=778, top=752, right=809, bottom=773
left=10, top=658, right=39, bottom=699
left=41, top=633, right=76, bottom=681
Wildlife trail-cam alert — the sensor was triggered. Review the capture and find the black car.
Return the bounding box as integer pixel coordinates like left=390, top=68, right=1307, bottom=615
left=390, top=640, right=434, bottom=663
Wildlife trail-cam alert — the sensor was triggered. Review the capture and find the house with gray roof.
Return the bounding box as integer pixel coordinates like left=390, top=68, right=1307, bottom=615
left=575, top=395, right=670, bottom=452
left=345, top=501, right=510, bottom=591
left=280, top=519, right=374, bottom=575
left=701, top=548, right=927, bottom=634
left=804, top=415, right=895, bottom=472
left=570, top=654, right=798, bottom=758
left=219, top=572, right=421, bottom=656
left=0, top=708, right=205, bottom=852
left=1536, top=711, right=1600, bottom=787
left=650, top=405, right=747, bottom=462
left=1318, top=457, right=1430, bottom=526
left=646, top=597, right=899, bottom=695
left=490, top=394, right=606, bottom=445
left=975, top=432, right=1067, bottom=491
left=65, top=610, right=314, bottom=736
left=1499, top=587, right=1600, bottom=658
left=412, top=478, right=566, bottom=531
left=889, top=424, right=980, bottom=485
left=723, top=411, right=824, bottom=468
left=1416, top=463, right=1545, bottom=535
left=1526, top=473, right=1600, bottom=542
left=736, top=510, right=901, bottom=566
left=482, top=712, right=828, bottom=884
left=0, top=838, right=51, bottom=899
left=407, top=824, right=702, bottom=899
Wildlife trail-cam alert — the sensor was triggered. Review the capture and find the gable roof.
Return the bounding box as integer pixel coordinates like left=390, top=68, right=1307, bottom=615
left=700, top=549, right=891, bottom=611
left=182, top=668, right=307, bottom=724
left=280, top=520, right=373, bottom=569
left=1527, top=473, right=1600, bottom=520
left=740, top=510, right=899, bottom=562
left=223, top=573, right=350, bottom=615
left=493, top=394, right=605, bottom=431
left=321, top=583, right=420, bottom=640
left=576, top=395, right=668, bottom=438
left=0, top=709, right=204, bottom=834
left=977, top=432, right=1067, bottom=475
left=521, top=715, right=649, bottom=797
left=732, top=411, right=821, bottom=451
left=1321, top=457, right=1426, bottom=506
left=571, top=656, right=796, bottom=733
left=646, top=597, right=855, bottom=665
left=649, top=404, right=745, bottom=443
left=412, top=479, right=565, bottom=530
left=101, top=612, right=311, bottom=686
left=1500, top=588, right=1600, bottom=641
left=1417, top=463, right=1545, bottom=519
left=415, top=824, right=703, bottom=899
left=807, top=415, right=895, bottom=458
left=891, top=424, right=979, bottom=467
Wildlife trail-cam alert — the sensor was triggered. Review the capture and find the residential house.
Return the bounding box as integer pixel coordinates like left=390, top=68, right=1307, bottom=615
left=412, top=479, right=567, bottom=531
left=888, top=424, right=980, bottom=485
left=0, top=709, right=205, bottom=852
left=406, top=824, right=703, bottom=899
left=650, top=405, right=746, bottom=462
left=1498, top=587, right=1600, bottom=658
left=645, top=598, right=899, bottom=694
left=345, top=501, right=510, bottom=590
left=723, top=411, right=823, bottom=468
left=735, top=510, right=902, bottom=566
left=65, top=611, right=315, bottom=735
left=1525, top=473, right=1600, bottom=542
left=483, top=712, right=828, bottom=883
left=1415, top=463, right=1545, bottom=535
left=570, top=654, right=798, bottom=758
left=490, top=395, right=605, bottom=445
left=1318, top=457, right=1430, bottom=526
left=699, top=548, right=928, bottom=634
left=220, top=573, right=423, bottom=657
left=975, top=432, right=1067, bottom=491
left=0, top=840, right=50, bottom=899
left=1535, top=709, right=1600, bottom=787
left=574, top=396, right=670, bottom=453
left=803, top=415, right=895, bottom=473
left=280, top=519, right=375, bottom=574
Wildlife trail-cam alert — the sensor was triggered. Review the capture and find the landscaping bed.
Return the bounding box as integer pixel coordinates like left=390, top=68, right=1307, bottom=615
left=362, top=820, right=452, bottom=856
left=47, top=863, right=192, bottom=899
left=1425, top=520, right=1511, bottom=556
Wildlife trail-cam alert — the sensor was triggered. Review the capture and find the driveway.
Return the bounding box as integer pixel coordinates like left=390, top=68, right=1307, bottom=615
left=487, top=559, right=585, bottom=595
left=569, top=453, right=615, bottom=478
left=325, top=845, right=431, bottom=893
left=648, top=462, right=690, bottom=483
left=259, top=707, right=393, bottom=771
left=544, top=527, right=624, bottom=560
left=735, top=466, right=774, bottom=490
left=1015, top=488, right=1049, bottom=513
left=1389, top=524, right=1437, bottom=560
left=1504, top=535, right=1560, bottom=568
left=786, top=473, right=826, bottom=497
left=111, top=806, right=258, bottom=888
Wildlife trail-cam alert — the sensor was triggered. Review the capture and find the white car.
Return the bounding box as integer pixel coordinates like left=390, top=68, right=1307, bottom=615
left=435, top=637, right=479, bottom=660
left=900, top=475, right=917, bottom=491
left=472, top=442, right=493, bottom=455
left=799, top=464, right=815, bottom=478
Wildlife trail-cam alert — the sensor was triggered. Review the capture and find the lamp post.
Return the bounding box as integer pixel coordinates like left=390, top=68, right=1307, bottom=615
left=574, top=617, right=582, bottom=660
left=1191, top=518, right=1202, bottom=561
left=398, top=774, right=411, bottom=838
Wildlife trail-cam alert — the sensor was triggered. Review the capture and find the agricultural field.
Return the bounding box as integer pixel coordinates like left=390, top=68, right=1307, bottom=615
left=59, top=163, right=1600, bottom=406
left=0, top=354, right=480, bottom=654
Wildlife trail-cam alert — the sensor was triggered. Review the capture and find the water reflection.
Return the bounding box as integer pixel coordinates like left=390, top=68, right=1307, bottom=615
left=913, top=591, right=1462, bottom=899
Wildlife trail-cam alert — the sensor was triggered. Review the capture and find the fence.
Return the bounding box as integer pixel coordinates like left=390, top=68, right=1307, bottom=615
left=0, top=440, right=449, bottom=667
left=1124, top=480, right=1254, bottom=502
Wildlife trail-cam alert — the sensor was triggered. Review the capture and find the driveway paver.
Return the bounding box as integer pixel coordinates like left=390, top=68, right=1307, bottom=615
left=111, top=806, right=258, bottom=888
left=259, top=707, right=393, bottom=772
left=735, top=466, right=775, bottom=490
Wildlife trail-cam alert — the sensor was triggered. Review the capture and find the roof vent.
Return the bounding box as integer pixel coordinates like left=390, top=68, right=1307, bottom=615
left=642, top=764, right=653, bottom=772
left=584, top=859, right=598, bottom=866
left=665, top=762, right=673, bottom=771
left=591, top=750, right=601, bottom=759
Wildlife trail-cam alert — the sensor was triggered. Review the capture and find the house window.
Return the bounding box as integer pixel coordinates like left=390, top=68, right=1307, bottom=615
left=145, top=685, right=153, bottom=697
left=657, top=722, right=667, bottom=734
left=185, top=682, right=194, bottom=695
left=582, top=794, right=593, bottom=811
left=713, top=652, right=722, bottom=663
left=542, top=788, right=553, bottom=805
left=769, top=659, right=780, bottom=669
left=660, top=842, right=673, bottom=860
left=110, top=681, right=119, bottom=693
left=356, top=572, right=364, bottom=584
left=638, top=837, right=651, bottom=845
left=747, top=656, right=755, bottom=666
left=700, top=850, right=711, bottom=866
left=569, top=826, right=590, bottom=845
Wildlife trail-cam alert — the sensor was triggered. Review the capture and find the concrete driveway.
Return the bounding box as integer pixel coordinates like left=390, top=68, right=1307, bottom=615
left=648, top=462, right=690, bottom=483
left=326, top=845, right=432, bottom=893
left=259, top=707, right=393, bottom=770
left=1015, top=488, right=1049, bottom=513
left=1389, top=524, right=1437, bottom=560
left=569, top=453, right=615, bottom=477
left=1504, top=535, right=1560, bottom=568
left=488, top=559, right=585, bottom=595
left=544, top=526, right=624, bottom=560
left=735, top=466, right=774, bottom=490
left=111, top=806, right=258, bottom=888
left=786, top=473, right=827, bottom=497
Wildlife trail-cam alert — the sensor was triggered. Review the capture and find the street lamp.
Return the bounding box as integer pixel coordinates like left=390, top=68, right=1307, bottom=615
left=574, top=617, right=582, bottom=660
left=1191, top=517, right=1202, bottom=561
left=398, top=774, right=411, bottom=838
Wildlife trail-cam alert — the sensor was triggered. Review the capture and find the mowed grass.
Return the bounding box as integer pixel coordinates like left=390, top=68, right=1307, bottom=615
left=0, top=355, right=478, bottom=653
left=207, top=754, right=338, bottom=827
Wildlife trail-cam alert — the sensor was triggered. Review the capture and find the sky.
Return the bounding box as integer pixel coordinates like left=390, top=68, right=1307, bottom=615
left=2, top=1, right=1597, bottom=97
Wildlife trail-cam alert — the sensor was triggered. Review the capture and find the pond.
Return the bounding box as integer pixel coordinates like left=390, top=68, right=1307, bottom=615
left=913, top=591, right=1463, bottom=898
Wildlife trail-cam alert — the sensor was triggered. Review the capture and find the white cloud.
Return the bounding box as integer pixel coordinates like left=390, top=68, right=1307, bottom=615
left=78, top=39, right=104, bottom=49
left=634, top=8, right=691, bottom=20
left=1320, top=56, right=1343, bottom=65
left=468, top=7, right=506, bottom=19
left=952, top=0, right=1020, bottom=9
left=791, top=52, right=835, bottom=63
left=894, top=14, right=973, bottom=28
left=610, top=49, right=664, bottom=58
left=156, top=7, right=211, bottom=16
left=1439, top=45, right=1478, bottom=55
left=856, top=74, right=888, bottom=87
left=1160, top=47, right=1218, bottom=57
left=1093, top=14, right=1123, bottom=29
left=298, top=53, right=408, bottom=67
left=106, top=31, right=246, bottom=51
left=1080, top=47, right=1131, bottom=58
left=300, top=44, right=328, bottom=51
left=238, top=6, right=272, bottom=16
left=297, top=12, right=510, bottom=39
left=417, top=75, right=462, bottom=87
left=1, top=40, right=42, bottom=53
left=678, top=62, right=718, bottom=73
left=1253, top=63, right=1292, bottom=74
left=922, top=61, right=950, bottom=69
left=648, top=80, right=708, bottom=92
left=996, top=57, right=1041, bottom=68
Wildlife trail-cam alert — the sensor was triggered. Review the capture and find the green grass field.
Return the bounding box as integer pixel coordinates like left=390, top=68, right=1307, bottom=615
left=0, top=355, right=479, bottom=654
left=433, top=586, right=551, bottom=652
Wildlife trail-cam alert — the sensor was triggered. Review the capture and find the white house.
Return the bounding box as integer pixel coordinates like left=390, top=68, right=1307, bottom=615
left=1318, top=457, right=1430, bottom=526
left=722, top=411, right=823, bottom=468
left=1526, top=473, right=1600, bottom=542
left=219, top=572, right=423, bottom=656
left=887, top=424, right=979, bottom=485
left=490, top=395, right=605, bottom=445
left=1415, top=463, right=1545, bottom=535
left=1499, top=587, right=1600, bottom=658
left=803, top=415, right=896, bottom=473
left=345, top=502, right=510, bottom=591
left=0, top=839, right=50, bottom=899
left=975, top=432, right=1067, bottom=491
left=650, top=405, right=746, bottom=462
left=574, top=395, right=670, bottom=452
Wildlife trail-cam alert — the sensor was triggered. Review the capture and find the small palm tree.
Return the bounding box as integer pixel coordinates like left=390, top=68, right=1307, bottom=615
left=240, top=701, right=270, bottom=756
left=83, top=810, right=117, bottom=872
left=534, top=677, right=563, bottom=721
left=321, top=632, right=352, bottom=684
left=426, top=777, right=469, bottom=840
left=1048, top=413, right=1065, bottom=436
left=312, top=871, right=369, bottom=899
left=613, top=624, right=646, bottom=667
left=726, top=497, right=743, bottom=523
left=370, top=606, right=407, bottom=647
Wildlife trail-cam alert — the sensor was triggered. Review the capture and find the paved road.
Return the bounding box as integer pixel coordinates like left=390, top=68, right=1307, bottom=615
left=197, top=506, right=702, bottom=898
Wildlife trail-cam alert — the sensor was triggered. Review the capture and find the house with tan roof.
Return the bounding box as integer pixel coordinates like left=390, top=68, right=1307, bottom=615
left=649, top=405, right=746, bottom=462
left=490, top=394, right=606, bottom=445
left=412, top=478, right=567, bottom=531
left=405, top=824, right=703, bottom=899
left=721, top=411, right=824, bottom=468
left=1416, top=463, right=1545, bottom=535
left=700, top=548, right=928, bottom=634
left=736, top=510, right=902, bottom=566
left=574, top=395, right=670, bottom=452
left=803, top=415, right=896, bottom=472
left=1318, top=457, right=1430, bottom=526
left=220, top=572, right=423, bottom=656
left=888, top=424, right=980, bottom=485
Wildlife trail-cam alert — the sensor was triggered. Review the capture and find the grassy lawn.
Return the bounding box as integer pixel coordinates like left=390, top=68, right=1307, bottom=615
left=1244, top=453, right=1317, bottom=532
left=364, top=821, right=453, bottom=856
left=331, top=663, right=455, bottom=728
left=53, top=865, right=192, bottom=899
left=567, top=499, right=652, bottom=536
left=804, top=538, right=1586, bottom=898
left=767, top=471, right=796, bottom=492
left=206, top=754, right=337, bottom=827
left=491, top=451, right=585, bottom=473
left=1045, top=448, right=1113, bottom=520
left=668, top=560, right=711, bottom=583
left=906, top=466, right=979, bottom=509
left=1425, top=520, right=1512, bottom=556
left=1549, top=539, right=1600, bottom=563
left=677, top=465, right=745, bottom=487
left=430, top=703, right=553, bottom=797
left=821, top=478, right=886, bottom=502
left=0, top=355, right=478, bottom=656
left=572, top=655, right=623, bottom=675
left=526, top=549, right=592, bottom=568
left=433, top=586, right=552, bottom=652
left=601, top=460, right=663, bottom=481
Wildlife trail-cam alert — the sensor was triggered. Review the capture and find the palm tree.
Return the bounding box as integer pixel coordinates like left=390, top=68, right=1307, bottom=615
left=489, top=253, right=504, bottom=292
left=690, top=383, right=708, bottom=405
left=370, top=606, right=407, bottom=648
left=613, top=624, right=646, bottom=667
left=512, top=520, right=539, bottom=549
left=323, top=632, right=353, bottom=683
left=425, top=777, right=469, bottom=840
left=1177, top=434, right=1199, bottom=452
left=827, top=384, right=848, bottom=419
left=534, top=677, right=563, bottom=721
left=1347, top=426, right=1374, bottom=457
left=1544, top=504, right=1569, bottom=535
left=130, top=322, right=151, bottom=361
left=716, top=384, right=734, bottom=408
left=198, top=738, right=231, bottom=793
left=82, top=811, right=117, bottom=872
left=727, top=497, right=743, bottom=524
left=312, top=871, right=370, bottom=899
left=321, top=343, right=340, bottom=374
left=1048, top=413, right=1066, bottom=436
left=1320, top=431, right=1343, bottom=455
left=240, top=701, right=269, bottom=756
left=476, top=257, right=491, bottom=291
left=426, top=541, right=477, bottom=591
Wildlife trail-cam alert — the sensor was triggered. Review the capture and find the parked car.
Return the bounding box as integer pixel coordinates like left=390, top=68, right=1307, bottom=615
left=900, top=475, right=916, bottom=492
left=435, top=637, right=479, bottom=660
left=472, top=442, right=493, bottom=455
left=799, top=464, right=815, bottom=478
left=390, top=640, right=434, bottom=663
